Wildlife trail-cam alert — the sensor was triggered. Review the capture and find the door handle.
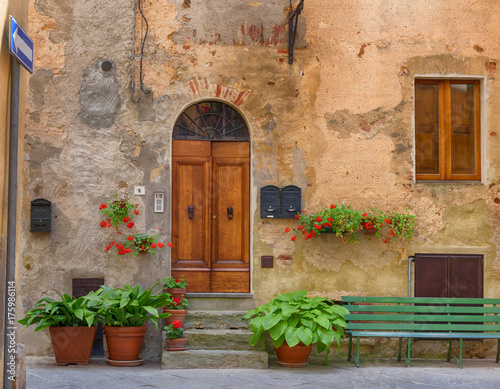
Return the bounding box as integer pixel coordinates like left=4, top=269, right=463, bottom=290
left=227, top=206, right=233, bottom=220
left=188, top=206, right=194, bottom=219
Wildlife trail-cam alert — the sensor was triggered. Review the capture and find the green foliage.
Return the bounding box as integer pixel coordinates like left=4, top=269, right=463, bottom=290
left=164, top=297, right=189, bottom=310
left=18, top=292, right=100, bottom=332
left=124, top=230, right=166, bottom=256
left=93, top=282, right=172, bottom=328
left=99, top=193, right=137, bottom=229
left=162, top=276, right=188, bottom=289
left=387, top=209, right=417, bottom=242
left=243, top=290, right=350, bottom=365
left=164, top=322, right=185, bottom=340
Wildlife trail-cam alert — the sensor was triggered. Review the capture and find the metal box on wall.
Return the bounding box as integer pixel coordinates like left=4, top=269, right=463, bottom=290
left=281, top=185, right=301, bottom=218
left=30, top=198, right=51, bottom=232
left=260, top=185, right=281, bottom=218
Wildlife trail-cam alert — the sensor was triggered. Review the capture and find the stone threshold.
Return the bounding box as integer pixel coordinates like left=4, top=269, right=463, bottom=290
left=185, top=293, right=254, bottom=298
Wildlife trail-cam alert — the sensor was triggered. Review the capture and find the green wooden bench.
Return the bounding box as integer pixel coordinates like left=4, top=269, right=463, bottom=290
left=341, top=296, right=500, bottom=368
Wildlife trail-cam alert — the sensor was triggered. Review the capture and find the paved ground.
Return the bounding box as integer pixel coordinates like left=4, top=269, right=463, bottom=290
left=26, top=356, right=500, bottom=389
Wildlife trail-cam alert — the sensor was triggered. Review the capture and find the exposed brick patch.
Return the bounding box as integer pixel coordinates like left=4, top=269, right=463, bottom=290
left=187, top=77, right=250, bottom=107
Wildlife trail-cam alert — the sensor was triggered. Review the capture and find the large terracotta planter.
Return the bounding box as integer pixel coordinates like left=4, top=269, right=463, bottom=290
left=163, top=288, right=187, bottom=302
left=165, top=337, right=188, bottom=351
left=49, top=326, right=97, bottom=366
left=275, top=341, right=313, bottom=368
left=103, top=325, right=147, bottom=366
left=163, top=309, right=188, bottom=327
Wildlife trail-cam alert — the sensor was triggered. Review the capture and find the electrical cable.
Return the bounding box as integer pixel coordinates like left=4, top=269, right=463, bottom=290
left=138, top=0, right=150, bottom=94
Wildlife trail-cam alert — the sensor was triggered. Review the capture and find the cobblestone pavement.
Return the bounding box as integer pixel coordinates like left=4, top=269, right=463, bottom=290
left=26, top=356, right=500, bottom=389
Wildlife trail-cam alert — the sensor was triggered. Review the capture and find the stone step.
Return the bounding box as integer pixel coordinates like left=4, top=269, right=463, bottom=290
left=185, top=310, right=250, bottom=330
left=185, top=293, right=256, bottom=311
left=182, top=329, right=265, bottom=350
left=161, top=349, right=268, bottom=369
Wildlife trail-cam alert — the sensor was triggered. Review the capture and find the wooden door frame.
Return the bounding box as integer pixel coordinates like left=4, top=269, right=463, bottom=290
left=169, top=100, right=252, bottom=293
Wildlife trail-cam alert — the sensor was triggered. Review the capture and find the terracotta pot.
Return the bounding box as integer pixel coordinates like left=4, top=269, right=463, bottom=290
left=163, top=309, right=188, bottom=327
left=163, top=288, right=187, bottom=302
left=103, top=325, right=147, bottom=366
left=49, top=326, right=97, bottom=366
left=165, top=337, right=188, bottom=351
left=274, top=341, right=313, bottom=368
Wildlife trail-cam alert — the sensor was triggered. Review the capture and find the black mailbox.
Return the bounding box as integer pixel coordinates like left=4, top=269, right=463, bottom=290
left=30, top=198, right=51, bottom=232
left=260, top=185, right=281, bottom=218
left=281, top=185, right=301, bottom=218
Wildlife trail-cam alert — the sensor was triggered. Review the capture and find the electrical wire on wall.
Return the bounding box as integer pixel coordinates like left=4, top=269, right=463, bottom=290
left=131, top=0, right=150, bottom=102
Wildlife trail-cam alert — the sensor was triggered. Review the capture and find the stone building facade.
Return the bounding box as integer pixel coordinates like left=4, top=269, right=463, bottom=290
left=18, top=0, right=500, bottom=360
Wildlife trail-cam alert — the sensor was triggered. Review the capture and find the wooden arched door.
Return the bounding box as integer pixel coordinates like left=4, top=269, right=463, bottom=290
left=171, top=101, right=250, bottom=293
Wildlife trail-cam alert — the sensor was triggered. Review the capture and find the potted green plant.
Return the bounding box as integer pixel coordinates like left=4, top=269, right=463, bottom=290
left=98, top=193, right=138, bottom=229
left=93, top=282, right=171, bottom=366
left=18, top=292, right=100, bottom=365
left=163, top=297, right=189, bottom=327
left=162, top=275, right=188, bottom=301
left=360, top=209, right=386, bottom=235
left=123, top=229, right=171, bottom=255
left=164, top=320, right=188, bottom=351
left=243, top=290, right=350, bottom=367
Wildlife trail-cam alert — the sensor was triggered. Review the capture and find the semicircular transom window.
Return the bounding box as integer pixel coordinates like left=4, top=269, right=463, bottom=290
left=173, top=101, right=249, bottom=141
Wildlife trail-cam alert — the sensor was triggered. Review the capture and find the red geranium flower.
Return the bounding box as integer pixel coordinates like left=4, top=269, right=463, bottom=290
left=99, top=203, right=107, bottom=210
left=167, top=242, right=173, bottom=248
left=389, top=229, right=395, bottom=237
left=172, top=298, right=180, bottom=305
left=172, top=320, right=181, bottom=329
left=330, top=204, right=336, bottom=209
left=362, top=213, right=367, bottom=217
left=315, top=216, right=322, bottom=222
left=385, top=218, right=391, bottom=224
left=123, top=217, right=130, bottom=223
left=151, top=243, right=156, bottom=248
left=328, top=217, right=333, bottom=222
left=315, top=224, right=322, bottom=230
left=158, top=242, right=164, bottom=248
left=285, top=227, right=291, bottom=233
left=365, top=222, right=374, bottom=230
left=127, top=236, right=134, bottom=241
left=295, top=214, right=300, bottom=220
left=99, top=220, right=107, bottom=228
left=133, top=210, right=139, bottom=215
left=127, top=222, right=135, bottom=228
left=291, top=235, right=297, bottom=241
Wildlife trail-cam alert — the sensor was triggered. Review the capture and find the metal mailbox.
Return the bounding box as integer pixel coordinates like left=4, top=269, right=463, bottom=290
left=281, top=185, right=301, bottom=218
left=260, top=185, right=281, bottom=218
left=30, top=198, right=51, bottom=232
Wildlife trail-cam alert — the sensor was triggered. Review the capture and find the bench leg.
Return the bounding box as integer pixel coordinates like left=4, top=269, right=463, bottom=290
left=397, top=338, right=403, bottom=362
left=405, top=338, right=412, bottom=367
left=446, top=339, right=453, bottom=362
left=449, top=339, right=463, bottom=368
left=347, top=334, right=353, bottom=361
left=497, top=339, right=500, bottom=363
left=354, top=337, right=360, bottom=367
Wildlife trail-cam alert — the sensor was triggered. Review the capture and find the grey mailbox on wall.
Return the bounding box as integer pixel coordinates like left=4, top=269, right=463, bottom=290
left=260, top=185, right=281, bottom=218
left=260, top=185, right=301, bottom=218
left=30, top=198, right=52, bottom=232
left=281, top=185, right=301, bottom=218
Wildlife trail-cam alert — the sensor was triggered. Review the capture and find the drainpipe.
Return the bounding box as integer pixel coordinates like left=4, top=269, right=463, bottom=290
left=408, top=256, right=415, bottom=298
left=3, top=56, right=20, bottom=389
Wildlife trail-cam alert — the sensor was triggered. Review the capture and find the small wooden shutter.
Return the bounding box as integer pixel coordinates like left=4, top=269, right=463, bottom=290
left=414, top=254, right=483, bottom=298
left=72, top=278, right=104, bottom=356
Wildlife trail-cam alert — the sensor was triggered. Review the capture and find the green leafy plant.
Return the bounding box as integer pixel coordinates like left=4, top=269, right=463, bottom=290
left=122, top=229, right=171, bottom=256
left=99, top=193, right=138, bottom=229
left=162, top=276, right=188, bottom=289
left=290, top=204, right=363, bottom=243
left=243, top=290, right=350, bottom=365
left=164, top=297, right=189, bottom=310
left=386, top=209, right=417, bottom=242
left=92, top=282, right=172, bottom=328
left=360, top=208, right=386, bottom=235
left=18, top=292, right=100, bottom=332
left=164, top=320, right=185, bottom=340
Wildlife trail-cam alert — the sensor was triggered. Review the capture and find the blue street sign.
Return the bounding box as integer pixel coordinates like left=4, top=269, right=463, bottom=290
left=9, top=16, right=34, bottom=74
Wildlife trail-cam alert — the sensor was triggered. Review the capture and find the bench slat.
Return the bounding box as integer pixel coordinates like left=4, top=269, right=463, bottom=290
left=342, top=296, right=500, bottom=304
left=345, top=305, right=500, bottom=314
left=345, top=314, right=500, bottom=323
left=349, top=331, right=500, bottom=339
left=347, top=322, right=500, bottom=331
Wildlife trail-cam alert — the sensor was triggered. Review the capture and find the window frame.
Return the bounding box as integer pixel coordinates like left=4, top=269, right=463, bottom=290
left=415, top=79, right=481, bottom=181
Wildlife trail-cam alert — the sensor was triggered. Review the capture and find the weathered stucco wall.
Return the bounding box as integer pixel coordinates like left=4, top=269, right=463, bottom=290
left=18, top=0, right=500, bottom=360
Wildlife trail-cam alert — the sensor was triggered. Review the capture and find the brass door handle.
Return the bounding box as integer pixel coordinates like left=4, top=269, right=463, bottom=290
left=188, top=206, right=194, bottom=219
left=227, top=206, right=233, bottom=220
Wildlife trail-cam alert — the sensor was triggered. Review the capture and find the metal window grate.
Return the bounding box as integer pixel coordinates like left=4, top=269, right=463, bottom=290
left=173, top=101, right=249, bottom=140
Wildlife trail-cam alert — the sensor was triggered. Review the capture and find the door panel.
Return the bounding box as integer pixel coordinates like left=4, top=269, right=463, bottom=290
left=172, top=140, right=250, bottom=293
